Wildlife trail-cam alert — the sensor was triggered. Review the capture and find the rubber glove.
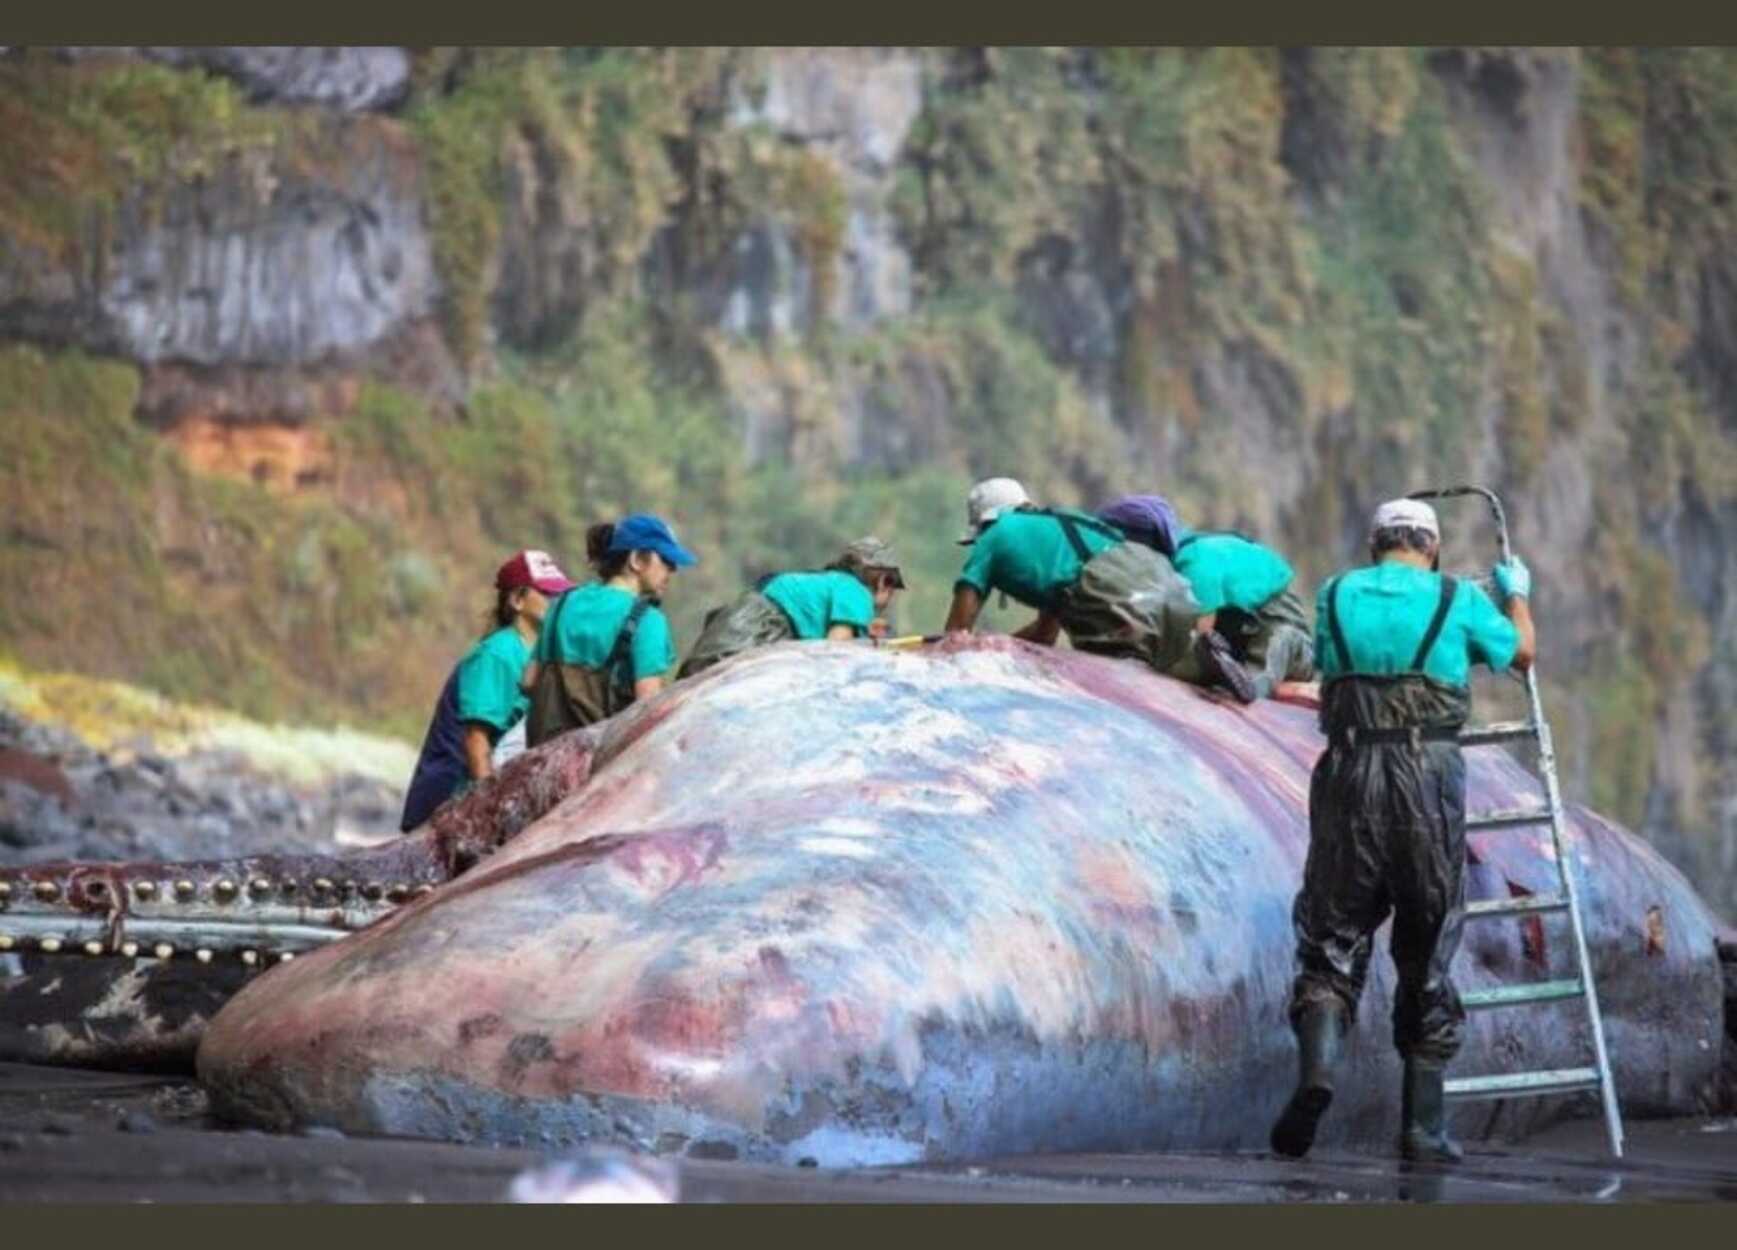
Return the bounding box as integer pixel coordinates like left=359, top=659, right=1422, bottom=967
left=1492, top=556, right=1531, bottom=602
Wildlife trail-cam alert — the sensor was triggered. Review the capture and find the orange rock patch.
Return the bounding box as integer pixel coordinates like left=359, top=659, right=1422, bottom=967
left=166, top=417, right=336, bottom=494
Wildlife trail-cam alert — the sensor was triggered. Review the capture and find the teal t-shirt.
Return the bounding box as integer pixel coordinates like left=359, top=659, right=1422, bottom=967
left=1170, top=530, right=1294, bottom=615
left=956, top=509, right=1124, bottom=610
left=535, top=583, right=677, bottom=681
left=455, top=626, right=532, bottom=734
left=762, top=569, right=876, bottom=640
left=1315, top=562, right=1520, bottom=689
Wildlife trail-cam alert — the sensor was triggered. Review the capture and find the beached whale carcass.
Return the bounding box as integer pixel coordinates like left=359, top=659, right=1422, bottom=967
left=183, top=635, right=1733, bottom=1165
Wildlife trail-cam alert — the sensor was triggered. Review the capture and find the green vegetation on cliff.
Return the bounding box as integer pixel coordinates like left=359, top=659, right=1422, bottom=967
left=0, top=334, right=1024, bottom=741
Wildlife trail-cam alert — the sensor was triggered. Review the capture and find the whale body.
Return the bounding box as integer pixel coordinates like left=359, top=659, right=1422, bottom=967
left=190, top=636, right=1732, bottom=1165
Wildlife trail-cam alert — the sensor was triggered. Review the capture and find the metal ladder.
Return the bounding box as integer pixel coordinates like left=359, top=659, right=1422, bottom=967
left=1409, top=485, right=1625, bottom=1159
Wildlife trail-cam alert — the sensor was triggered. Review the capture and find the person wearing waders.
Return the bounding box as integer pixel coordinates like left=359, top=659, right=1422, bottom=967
left=677, top=537, right=907, bottom=678
left=521, top=515, right=696, bottom=746
left=1270, top=497, right=1536, bottom=1163
left=399, top=550, right=578, bottom=831
left=941, top=478, right=1226, bottom=692
left=1098, top=494, right=1315, bottom=703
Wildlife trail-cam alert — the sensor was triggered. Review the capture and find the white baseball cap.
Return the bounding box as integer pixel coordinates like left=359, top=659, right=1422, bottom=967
left=1369, top=498, right=1440, bottom=540
left=958, top=477, right=1033, bottom=544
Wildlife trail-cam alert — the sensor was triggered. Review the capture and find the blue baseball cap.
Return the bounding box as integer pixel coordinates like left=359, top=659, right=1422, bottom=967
left=609, top=513, right=698, bottom=568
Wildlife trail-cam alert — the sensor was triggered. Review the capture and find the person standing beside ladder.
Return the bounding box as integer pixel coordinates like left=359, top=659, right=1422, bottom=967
left=1270, top=497, right=1536, bottom=1164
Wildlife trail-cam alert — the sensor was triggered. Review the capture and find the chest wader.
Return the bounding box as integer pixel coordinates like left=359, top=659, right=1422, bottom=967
left=678, top=589, right=796, bottom=679
left=525, top=594, right=653, bottom=748
left=1272, top=575, right=1473, bottom=1162
left=1045, top=514, right=1201, bottom=675
left=1214, top=587, right=1315, bottom=695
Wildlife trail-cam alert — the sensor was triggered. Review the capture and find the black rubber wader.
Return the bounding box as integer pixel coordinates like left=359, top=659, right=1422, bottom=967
left=1276, top=573, right=1475, bottom=1158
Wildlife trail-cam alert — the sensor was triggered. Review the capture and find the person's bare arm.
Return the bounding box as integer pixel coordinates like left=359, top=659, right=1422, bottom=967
left=944, top=586, right=983, bottom=634
left=462, top=724, right=495, bottom=783
left=519, top=659, right=541, bottom=695
left=633, top=676, right=665, bottom=702
left=1506, top=597, right=1536, bottom=671
left=825, top=624, right=857, bottom=642
left=1012, top=612, right=1062, bottom=646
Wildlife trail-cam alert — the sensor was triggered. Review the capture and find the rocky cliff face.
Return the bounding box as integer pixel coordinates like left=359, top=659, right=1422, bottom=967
left=0, top=46, right=1733, bottom=914
left=129, top=47, right=411, bottom=112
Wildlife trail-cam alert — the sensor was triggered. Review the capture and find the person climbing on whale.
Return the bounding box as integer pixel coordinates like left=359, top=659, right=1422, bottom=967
left=1269, top=496, right=1536, bottom=1165
left=522, top=514, right=696, bottom=746
left=941, top=477, right=1222, bottom=692
left=1098, top=493, right=1316, bottom=703
left=399, top=549, right=577, bottom=831
left=677, top=537, right=906, bottom=678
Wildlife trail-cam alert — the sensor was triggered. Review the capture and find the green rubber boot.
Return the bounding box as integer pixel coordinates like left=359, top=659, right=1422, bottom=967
left=1270, top=1003, right=1346, bottom=1158
left=1398, top=1059, right=1464, bottom=1163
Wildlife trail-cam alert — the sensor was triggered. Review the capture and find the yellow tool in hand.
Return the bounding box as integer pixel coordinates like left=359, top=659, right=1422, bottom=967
left=871, top=634, right=942, bottom=650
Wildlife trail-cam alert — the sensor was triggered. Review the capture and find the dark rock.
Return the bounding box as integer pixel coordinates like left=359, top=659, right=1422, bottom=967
left=0, top=119, right=439, bottom=372
left=37, top=1116, right=75, bottom=1136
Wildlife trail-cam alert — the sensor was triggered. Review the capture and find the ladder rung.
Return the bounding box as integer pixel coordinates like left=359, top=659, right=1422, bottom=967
left=1459, top=721, right=1537, bottom=746
left=1466, top=807, right=1556, bottom=831
left=1463, top=979, right=1583, bottom=1009
left=1465, top=893, right=1569, bottom=919
left=1445, top=1066, right=1602, bottom=1100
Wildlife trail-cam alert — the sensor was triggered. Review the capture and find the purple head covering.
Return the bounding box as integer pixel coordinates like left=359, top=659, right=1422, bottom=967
left=1096, top=494, right=1186, bottom=558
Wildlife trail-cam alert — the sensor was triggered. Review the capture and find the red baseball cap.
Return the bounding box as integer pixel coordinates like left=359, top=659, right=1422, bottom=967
left=495, top=549, right=578, bottom=595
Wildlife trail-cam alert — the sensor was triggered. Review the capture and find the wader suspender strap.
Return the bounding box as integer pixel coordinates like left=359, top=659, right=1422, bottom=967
left=1026, top=509, right=1120, bottom=612
left=1324, top=576, right=1352, bottom=674
left=607, top=597, right=654, bottom=698
left=1031, top=507, right=1122, bottom=563
left=543, top=590, right=574, bottom=664
left=1055, top=514, right=1093, bottom=565
left=1409, top=575, right=1458, bottom=672
left=1325, top=573, right=1457, bottom=676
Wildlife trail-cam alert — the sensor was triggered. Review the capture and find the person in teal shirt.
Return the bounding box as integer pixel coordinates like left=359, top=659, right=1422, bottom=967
left=679, top=537, right=906, bottom=678
left=1097, top=494, right=1315, bottom=703
left=1168, top=528, right=1315, bottom=702
left=523, top=514, right=697, bottom=746
left=941, top=478, right=1228, bottom=696
left=1271, top=497, right=1536, bottom=1167
left=400, top=549, right=577, bottom=831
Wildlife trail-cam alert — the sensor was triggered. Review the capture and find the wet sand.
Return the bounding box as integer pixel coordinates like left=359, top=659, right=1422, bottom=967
left=1, top=1062, right=1732, bottom=1203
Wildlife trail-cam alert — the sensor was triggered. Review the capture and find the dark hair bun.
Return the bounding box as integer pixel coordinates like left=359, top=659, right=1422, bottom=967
left=585, top=523, right=615, bottom=568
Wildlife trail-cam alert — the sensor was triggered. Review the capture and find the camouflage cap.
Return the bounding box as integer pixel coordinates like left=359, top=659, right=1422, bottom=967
left=837, top=536, right=906, bottom=588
